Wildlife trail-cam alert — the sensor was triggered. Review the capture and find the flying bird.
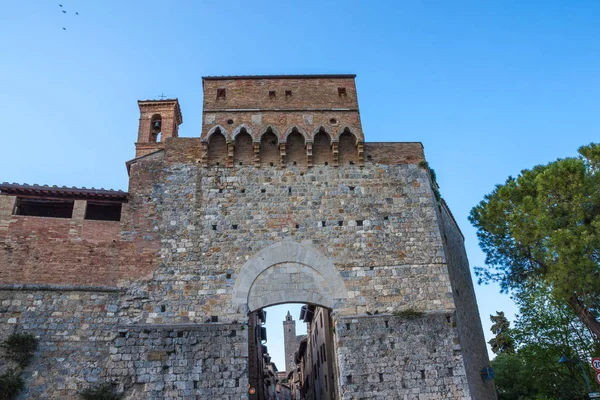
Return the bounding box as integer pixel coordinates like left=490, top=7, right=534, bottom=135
left=62, top=27, right=66, bottom=30
left=75, top=12, right=79, bottom=15
left=59, top=4, right=62, bottom=7
left=62, top=10, right=67, bottom=14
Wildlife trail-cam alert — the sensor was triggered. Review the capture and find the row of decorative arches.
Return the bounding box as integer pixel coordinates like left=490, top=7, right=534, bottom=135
left=203, top=124, right=363, bottom=143
left=202, top=126, right=363, bottom=167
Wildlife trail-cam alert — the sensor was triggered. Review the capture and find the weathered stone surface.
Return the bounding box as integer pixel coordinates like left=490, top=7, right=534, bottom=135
left=0, top=75, right=495, bottom=399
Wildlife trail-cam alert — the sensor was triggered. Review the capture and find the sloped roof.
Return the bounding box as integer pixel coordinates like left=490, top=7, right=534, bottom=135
left=0, top=182, right=128, bottom=201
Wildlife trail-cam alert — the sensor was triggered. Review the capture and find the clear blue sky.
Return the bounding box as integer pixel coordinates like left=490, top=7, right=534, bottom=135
left=2, top=1, right=599, bottom=368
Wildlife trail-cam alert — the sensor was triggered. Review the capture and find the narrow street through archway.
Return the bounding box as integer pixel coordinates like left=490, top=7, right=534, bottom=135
left=248, top=303, right=340, bottom=400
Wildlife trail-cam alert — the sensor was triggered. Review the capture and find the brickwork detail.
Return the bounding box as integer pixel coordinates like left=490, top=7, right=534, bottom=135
left=233, top=131, right=254, bottom=166
left=207, top=131, right=227, bottom=166
left=313, top=130, right=333, bottom=166
left=339, top=130, right=359, bottom=165
left=286, top=131, right=307, bottom=167
left=259, top=130, right=280, bottom=166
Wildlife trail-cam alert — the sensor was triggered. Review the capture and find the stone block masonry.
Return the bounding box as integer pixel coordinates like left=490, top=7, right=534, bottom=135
left=336, top=313, right=469, bottom=399
left=0, top=74, right=495, bottom=399
left=106, top=323, right=248, bottom=399
left=0, top=287, right=122, bottom=398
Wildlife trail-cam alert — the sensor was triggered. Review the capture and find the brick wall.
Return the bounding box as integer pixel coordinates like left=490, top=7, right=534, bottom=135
left=233, top=131, right=254, bottom=166
left=207, top=131, right=228, bottom=166
left=286, top=131, right=307, bottom=167
left=202, top=76, right=358, bottom=111
left=313, top=130, right=333, bottom=166
left=0, top=160, right=164, bottom=287
left=259, top=130, right=280, bottom=166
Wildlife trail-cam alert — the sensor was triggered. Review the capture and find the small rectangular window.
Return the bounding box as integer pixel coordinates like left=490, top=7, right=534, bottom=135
left=285, top=90, right=292, bottom=98
left=85, top=202, right=122, bottom=221
left=338, top=87, right=347, bottom=97
left=14, top=198, right=74, bottom=219
left=269, top=90, right=276, bottom=99
left=217, top=88, right=226, bottom=100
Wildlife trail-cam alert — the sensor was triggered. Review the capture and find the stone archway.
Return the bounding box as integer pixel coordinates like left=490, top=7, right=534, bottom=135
left=232, top=240, right=347, bottom=312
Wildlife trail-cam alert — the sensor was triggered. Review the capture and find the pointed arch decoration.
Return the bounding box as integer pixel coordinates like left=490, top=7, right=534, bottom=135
left=312, top=125, right=334, bottom=141
left=258, top=125, right=281, bottom=143
left=232, top=124, right=253, bottom=140
left=283, top=126, right=309, bottom=142
left=335, top=125, right=359, bottom=142
left=204, top=125, right=230, bottom=142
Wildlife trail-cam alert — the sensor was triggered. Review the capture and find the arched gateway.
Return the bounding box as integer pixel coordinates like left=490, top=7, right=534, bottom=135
left=232, top=240, right=348, bottom=312
left=0, top=75, right=495, bottom=399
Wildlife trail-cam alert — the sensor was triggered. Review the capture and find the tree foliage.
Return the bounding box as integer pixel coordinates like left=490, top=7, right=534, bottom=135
left=489, top=311, right=515, bottom=355
left=492, top=286, right=597, bottom=399
left=469, top=143, right=600, bottom=339
left=2, top=333, right=38, bottom=368
left=0, top=368, right=24, bottom=400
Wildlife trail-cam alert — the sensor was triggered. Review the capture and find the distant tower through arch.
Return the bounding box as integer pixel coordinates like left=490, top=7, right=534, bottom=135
left=283, top=310, right=299, bottom=373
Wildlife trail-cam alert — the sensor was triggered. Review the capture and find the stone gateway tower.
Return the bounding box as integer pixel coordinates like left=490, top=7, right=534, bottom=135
left=0, top=74, right=495, bottom=399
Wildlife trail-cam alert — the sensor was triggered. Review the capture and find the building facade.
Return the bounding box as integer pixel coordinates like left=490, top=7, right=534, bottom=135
left=0, top=74, right=495, bottom=399
left=290, top=306, right=338, bottom=400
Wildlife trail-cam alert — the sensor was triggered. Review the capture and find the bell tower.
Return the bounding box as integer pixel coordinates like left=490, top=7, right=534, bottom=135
left=283, top=311, right=297, bottom=373
left=135, top=99, right=183, bottom=158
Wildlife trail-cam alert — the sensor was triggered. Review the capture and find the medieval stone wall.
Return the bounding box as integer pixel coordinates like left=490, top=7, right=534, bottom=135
left=0, top=139, right=493, bottom=398
left=0, top=75, right=494, bottom=398
left=105, top=323, right=248, bottom=399
left=120, top=151, right=454, bottom=324
left=335, top=312, right=470, bottom=399
left=0, top=287, right=121, bottom=398
left=438, top=202, right=497, bottom=399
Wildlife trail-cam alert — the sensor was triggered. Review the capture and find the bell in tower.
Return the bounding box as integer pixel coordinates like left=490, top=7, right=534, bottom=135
left=135, top=98, right=183, bottom=158
left=152, top=119, right=162, bottom=133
